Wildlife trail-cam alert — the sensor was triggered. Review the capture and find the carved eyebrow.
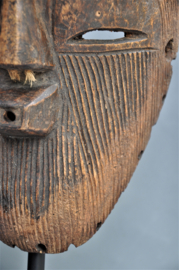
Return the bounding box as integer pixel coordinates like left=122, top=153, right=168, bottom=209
left=67, top=28, right=148, bottom=44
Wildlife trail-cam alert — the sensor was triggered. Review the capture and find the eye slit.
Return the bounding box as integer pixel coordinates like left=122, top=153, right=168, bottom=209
left=83, top=30, right=125, bottom=40
left=69, top=29, right=147, bottom=44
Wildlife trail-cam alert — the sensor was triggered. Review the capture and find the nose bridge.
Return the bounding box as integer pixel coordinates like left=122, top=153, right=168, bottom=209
left=0, top=0, right=54, bottom=70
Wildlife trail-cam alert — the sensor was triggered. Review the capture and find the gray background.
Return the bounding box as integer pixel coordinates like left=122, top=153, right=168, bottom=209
left=0, top=31, right=178, bottom=270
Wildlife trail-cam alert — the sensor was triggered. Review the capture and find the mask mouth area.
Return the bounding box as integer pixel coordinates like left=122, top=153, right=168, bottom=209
left=0, top=83, right=60, bottom=138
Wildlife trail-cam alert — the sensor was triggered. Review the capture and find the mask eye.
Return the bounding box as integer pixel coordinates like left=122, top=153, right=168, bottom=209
left=75, top=30, right=125, bottom=41
left=55, top=28, right=149, bottom=53
left=68, top=29, right=147, bottom=45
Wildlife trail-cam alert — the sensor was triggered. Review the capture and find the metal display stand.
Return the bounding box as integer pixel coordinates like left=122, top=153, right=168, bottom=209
left=27, top=253, right=45, bottom=270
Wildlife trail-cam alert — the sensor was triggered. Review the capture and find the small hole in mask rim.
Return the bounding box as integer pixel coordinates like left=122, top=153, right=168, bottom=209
left=162, top=94, right=167, bottom=103
left=36, top=243, right=47, bottom=253
left=96, top=222, right=102, bottom=231
left=165, top=38, right=174, bottom=58
left=138, top=151, right=144, bottom=160
left=96, top=11, right=102, bottom=17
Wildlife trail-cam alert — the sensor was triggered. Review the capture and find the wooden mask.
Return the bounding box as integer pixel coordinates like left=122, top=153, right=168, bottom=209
left=0, top=0, right=178, bottom=254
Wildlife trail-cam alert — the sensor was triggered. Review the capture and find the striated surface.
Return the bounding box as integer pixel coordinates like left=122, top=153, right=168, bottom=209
left=0, top=50, right=165, bottom=253
left=0, top=0, right=178, bottom=254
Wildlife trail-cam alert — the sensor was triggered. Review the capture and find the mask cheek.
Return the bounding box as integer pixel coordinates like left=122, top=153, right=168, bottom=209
left=0, top=49, right=165, bottom=253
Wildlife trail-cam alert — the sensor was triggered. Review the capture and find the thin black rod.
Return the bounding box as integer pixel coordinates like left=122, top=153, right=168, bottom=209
left=27, top=253, right=45, bottom=270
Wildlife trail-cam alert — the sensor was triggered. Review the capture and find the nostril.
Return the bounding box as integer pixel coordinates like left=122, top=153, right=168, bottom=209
left=4, top=111, right=16, bottom=122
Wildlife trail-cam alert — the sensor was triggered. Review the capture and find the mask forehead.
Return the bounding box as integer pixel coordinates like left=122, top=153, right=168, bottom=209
left=54, top=0, right=161, bottom=52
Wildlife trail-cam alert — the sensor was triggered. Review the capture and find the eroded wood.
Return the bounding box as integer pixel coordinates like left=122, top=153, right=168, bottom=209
left=0, top=0, right=178, bottom=254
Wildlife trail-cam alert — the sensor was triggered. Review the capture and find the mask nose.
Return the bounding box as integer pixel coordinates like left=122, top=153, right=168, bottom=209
left=0, top=0, right=54, bottom=70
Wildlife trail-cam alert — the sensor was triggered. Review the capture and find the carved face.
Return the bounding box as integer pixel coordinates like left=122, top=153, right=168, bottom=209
left=0, top=0, right=178, bottom=254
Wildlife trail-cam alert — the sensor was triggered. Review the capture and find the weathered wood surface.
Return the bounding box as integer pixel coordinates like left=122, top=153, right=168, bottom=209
left=0, top=85, right=59, bottom=137
left=0, top=0, right=178, bottom=254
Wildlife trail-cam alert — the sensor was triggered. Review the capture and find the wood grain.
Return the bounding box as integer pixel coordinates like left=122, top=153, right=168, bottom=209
left=0, top=0, right=178, bottom=254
